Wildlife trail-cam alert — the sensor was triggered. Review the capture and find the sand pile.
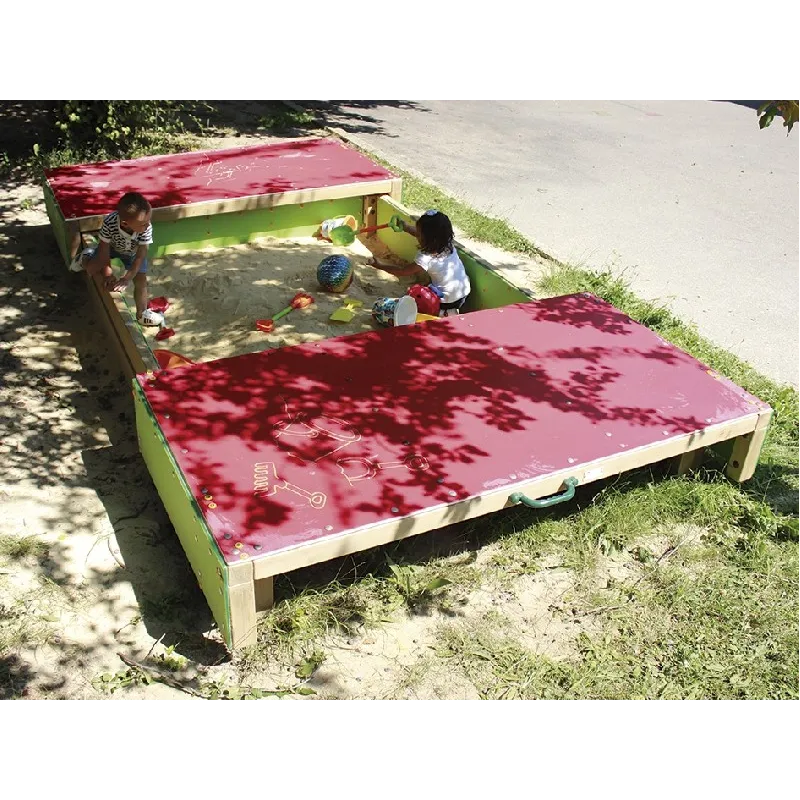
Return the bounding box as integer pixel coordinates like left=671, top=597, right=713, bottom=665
left=143, top=236, right=415, bottom=363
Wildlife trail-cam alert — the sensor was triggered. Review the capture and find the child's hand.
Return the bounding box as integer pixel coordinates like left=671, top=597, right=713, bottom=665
left=109, top=276, right=130, bottom=292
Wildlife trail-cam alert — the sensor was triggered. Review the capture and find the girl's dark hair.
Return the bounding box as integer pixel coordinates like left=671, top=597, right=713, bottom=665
left=417, top=211, right=454, bottom=255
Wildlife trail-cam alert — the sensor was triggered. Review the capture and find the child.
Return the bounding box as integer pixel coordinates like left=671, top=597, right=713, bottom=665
left=69, top=191, right=164, bottom=327
left=371, top=209, right=471, bottom=316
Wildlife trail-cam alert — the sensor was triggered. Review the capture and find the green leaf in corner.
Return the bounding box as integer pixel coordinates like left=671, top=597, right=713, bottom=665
left=424, top=577, right=452, bottom=592
left=757, top=101, right=771, bottom=115
left=295, top=660, right=316, bottom=679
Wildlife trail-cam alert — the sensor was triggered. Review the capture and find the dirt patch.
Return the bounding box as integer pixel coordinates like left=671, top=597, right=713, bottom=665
left=141, top=236, right=414, bottom=363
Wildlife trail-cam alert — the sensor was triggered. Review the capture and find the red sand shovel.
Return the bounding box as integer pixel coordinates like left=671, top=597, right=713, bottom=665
left=256, top=292, right=314, bottom=333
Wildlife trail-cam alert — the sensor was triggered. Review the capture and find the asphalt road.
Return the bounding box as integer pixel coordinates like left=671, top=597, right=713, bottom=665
left=320, top=101, right=798, bottom=386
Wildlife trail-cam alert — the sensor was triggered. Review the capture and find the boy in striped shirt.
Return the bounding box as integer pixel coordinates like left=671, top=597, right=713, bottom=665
left=69, top=192, right=164, bottom=326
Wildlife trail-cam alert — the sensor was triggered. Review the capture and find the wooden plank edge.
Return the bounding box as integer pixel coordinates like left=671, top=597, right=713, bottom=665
left=86, top=274, right=159, bottom=377
left=134, top=383, right=233, bottom=647
left=67, top=179, right=399, bottom=232
left=250, top=413, right=762, bottom=580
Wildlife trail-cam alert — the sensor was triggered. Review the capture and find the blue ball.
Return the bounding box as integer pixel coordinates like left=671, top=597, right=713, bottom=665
left=317, top=255, right=353, bottom=293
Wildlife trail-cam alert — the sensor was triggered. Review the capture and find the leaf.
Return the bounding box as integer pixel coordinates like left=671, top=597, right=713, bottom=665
left=424, top=577, right=452, bottom=593
left=295, top=687, right=316, bottom=696
left=778, top=517, right=799, bottom=540
left=295, top=659, right=317, bottom=679
left=783, top=103, right=798, bottom=134
left=388, top=562, right=402, bottom=579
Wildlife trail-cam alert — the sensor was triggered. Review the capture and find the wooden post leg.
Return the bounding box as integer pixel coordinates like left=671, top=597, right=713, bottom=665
left=254, top=576, right=274, bottom=612
left=725, top=411, right=773, bottom=483
left=66, top=220, right=82, bottom=262
left=677, top=447, right=705, bottom=475
left=389, top=178, right=403, bottom=202
left=227, top=561, right=258, bottom=649
left=362, top=194, right=378, bottom=231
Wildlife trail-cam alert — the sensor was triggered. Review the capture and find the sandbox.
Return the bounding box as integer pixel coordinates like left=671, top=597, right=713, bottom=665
left=44, top=137, right=772, bottom=650
left=142, top=235, right=415, bottom=363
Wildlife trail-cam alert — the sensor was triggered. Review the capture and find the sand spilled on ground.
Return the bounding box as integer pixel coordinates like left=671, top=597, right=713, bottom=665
left=143, top=236, right=415, bottom=363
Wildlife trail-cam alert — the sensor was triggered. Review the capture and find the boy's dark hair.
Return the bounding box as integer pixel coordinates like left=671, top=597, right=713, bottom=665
left=417, top=210, right=454, bottom=255
left=118, top=192, right=151, bottom=218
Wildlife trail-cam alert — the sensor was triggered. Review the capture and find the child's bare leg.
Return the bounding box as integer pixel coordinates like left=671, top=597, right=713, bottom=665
left=133, top=273, right=148, bottom=319
left=84, top=251, right=113, bottom=280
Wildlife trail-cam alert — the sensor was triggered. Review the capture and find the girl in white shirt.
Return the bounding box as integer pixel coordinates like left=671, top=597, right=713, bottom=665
left=371, top=209, right=471, bottom=316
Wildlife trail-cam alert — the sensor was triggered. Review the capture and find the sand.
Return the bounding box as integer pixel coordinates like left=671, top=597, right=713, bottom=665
left=142, top=236, right=416, bottom=363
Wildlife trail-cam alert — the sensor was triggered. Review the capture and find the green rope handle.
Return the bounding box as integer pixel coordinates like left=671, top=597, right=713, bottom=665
left=510, top=477, right=579, bottom=508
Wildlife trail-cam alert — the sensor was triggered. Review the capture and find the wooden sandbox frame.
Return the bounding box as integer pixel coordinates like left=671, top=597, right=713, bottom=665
left=43, top=140, right=772, bottom=650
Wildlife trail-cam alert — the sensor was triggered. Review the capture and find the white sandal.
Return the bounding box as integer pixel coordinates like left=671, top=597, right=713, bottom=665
left=138, top=308, right=164, bottom=327
left=68, top=248, right=91, bottom=273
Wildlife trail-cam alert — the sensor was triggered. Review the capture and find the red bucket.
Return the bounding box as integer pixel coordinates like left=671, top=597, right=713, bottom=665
left=406, top=285, right=441, bottom=317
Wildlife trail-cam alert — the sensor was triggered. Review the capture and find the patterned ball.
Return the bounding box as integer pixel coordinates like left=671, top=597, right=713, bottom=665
left=317, top=255, right=353, bottom=293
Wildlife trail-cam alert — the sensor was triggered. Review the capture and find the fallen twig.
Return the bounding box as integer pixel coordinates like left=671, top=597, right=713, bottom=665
left=117, top=652, right=205, bottom=698
left=576, top=604, right=625, bottom=617
left=144, top=633, right=165, bottom=660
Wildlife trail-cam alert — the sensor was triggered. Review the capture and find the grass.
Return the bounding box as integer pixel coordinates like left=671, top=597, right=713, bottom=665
left=257, top=104, right=316, bottom=131
left=435, top=623, right=571, bottom=700
left=239, top=550, right=482, bottom=676
left=0, top=577, right=61, bottom=675
left=493, top=468, right=797, bottom=577
left=437, top=535, right=798, bottom=699
left=0, top=534, right=49, bottom=561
